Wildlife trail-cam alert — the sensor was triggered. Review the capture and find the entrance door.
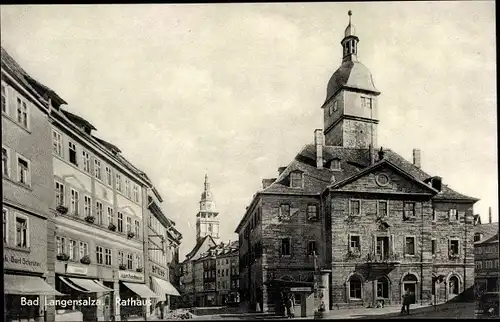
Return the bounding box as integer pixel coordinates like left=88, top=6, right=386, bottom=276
left=403, top=283, right=416, bottom=304
left=103, top=294, right=112, bottom=321
left=376, top=237, right=390, bottom=261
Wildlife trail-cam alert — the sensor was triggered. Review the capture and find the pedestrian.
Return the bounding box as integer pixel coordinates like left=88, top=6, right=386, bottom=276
left=406, top=291, right=414, bottom=315
left=289, top=294, right=295, bottom=318
left=284, top=294, right=292, bottom=318
left=400, top=291, right=408, bottom=315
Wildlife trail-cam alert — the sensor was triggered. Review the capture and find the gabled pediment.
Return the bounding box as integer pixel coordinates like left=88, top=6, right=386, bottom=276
left=329, top=159, right=439, bottom=195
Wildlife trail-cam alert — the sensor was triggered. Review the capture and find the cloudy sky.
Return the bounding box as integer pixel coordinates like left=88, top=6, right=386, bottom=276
left=1, top=2, right=496, bottom=258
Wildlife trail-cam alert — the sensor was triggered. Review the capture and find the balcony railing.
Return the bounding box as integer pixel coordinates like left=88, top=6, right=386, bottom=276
left=366, top=252, right=401, bottom=264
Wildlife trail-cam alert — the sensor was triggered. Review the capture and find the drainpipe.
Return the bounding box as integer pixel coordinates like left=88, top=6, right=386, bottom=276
left=420, top=201, right=424, bottom=305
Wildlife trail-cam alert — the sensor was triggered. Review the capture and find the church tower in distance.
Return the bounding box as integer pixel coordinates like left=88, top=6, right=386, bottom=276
left=196, top=173, right=220, bottom=242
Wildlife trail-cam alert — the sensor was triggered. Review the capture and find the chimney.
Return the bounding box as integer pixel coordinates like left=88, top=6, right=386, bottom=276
left=262, top=178, right=276, bottom=189
left=489, top=207, right=492, bottom=224
left=314, top=129, right=324, bottom=169
left=413, top=149, right=421, bottom=168
left=378, top=147, right=385, bottom=161
left=369, top=144, right=374, bottom=165
left=278, top=167, right=286, bottom=176
left=431, top=176, right=442, bottom=191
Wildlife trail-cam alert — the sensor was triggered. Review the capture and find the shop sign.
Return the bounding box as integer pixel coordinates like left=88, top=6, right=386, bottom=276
left=151, top=264, right=166, bottom=277
left=66, top=264, right=88, bottom=275
left=4, top=254, right=43, bottom=269
left=118, top=270, right=144, bottom=282
left=290, top=287, right=312, bottom=292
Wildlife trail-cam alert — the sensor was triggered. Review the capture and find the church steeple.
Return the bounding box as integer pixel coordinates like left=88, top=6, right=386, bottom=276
left=196, top=173, right=219, bottom=241
left=341, top=10, right=359, bottom=63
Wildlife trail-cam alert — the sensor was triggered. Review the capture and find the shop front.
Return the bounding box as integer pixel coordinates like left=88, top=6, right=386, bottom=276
left=4, top=239, right=59, bottom=322
left=150, top=275, right=181, bottom=319
left=117, top=270, right=158, bottom=321
left=54, top=263, right=114, bottom=321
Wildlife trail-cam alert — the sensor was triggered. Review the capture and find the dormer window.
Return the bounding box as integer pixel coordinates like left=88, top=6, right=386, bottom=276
left=290, top=171, right=303, bottom=188
left=331, top=159, right=341, bottom=171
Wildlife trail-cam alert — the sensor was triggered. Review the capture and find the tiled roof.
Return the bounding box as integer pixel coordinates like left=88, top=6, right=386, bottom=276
left=261, top=144, right=478, bottom=202
left=474, top=223, right=499, bottom=243
left=481, top=232, right=498, bottom=244
left=61, top=109, right=97, bottom=131
left=92, top=135, right=122, bottom=154
left=185, top=235, right=216, bottom=260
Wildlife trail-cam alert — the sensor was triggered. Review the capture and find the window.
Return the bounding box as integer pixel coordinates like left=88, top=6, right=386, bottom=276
left=349, top=276, right=362, bottom=299
left=307, top=241, right=317, bottom=255
left=116, top=173, right=122, bottom=192
left=333, top=100, right=339, bottom=112
left=3, top=208, right=8, bottom=244
left=125, top=179, right=131, bottom=198
left=67, top=142, right=77, bottom=165
left=403, top=202, right=415, bottom=219
left=96, top=246, right=103, bottom=264
left=105, top=248, right=112, bottom=266
left=129, top=185, right=137, bottom=203
left=405, top=236, right=415, bottom=256
left=307, top=205, right=318, bottom=221
left=15, top=215, right=28, bottom=248
left=56, top=236, right=66, bottom=254
left=96, top=201, right=104, bottom=225
left=290, top=171, right=303, bottom=188
left=118, top=212, right=123, bottom=232
left=208, top=223, right=213, bottom=233
left=126, top=217, right=132, bottom=233
left=2, top=146, right=10, bottom=177
left=1, top=82, right=6, bottom=113
left=127, top=253, right=133, bottom=269
left=377, top=278, right=389, bottom=298
left=331, top=159, right=341, bottom=171
left=474, top=233, right=483, bottom=242
left=280, top=204, right=290, bottom=219
left=281, top=238, right=291, bottom=256
left=105, top=166, right=112, bottom=186
left=70, top=189, right=79, bottom=215
left=449, top=209, right=458, bottom=221
left=52, top=130, right=63, bottom=157
left=17, top=155, right=30, bottom=186
left=449, top=239, right=459, bottom=257
left=82, top=150, right=90, bottom=173
left=55, top=181, right=65, bottom=206
left=476, top=260, right=483, bottom=270
left=84, top=196, right=92, bottom=217
left=377, top=201, right=388, bottom=217
left=349, top=200, right=360, bottom=216
left=432, top=209, right=437, bottom=221
left=16, top=97, right=28, bottom=128
left=431, top=239, right=436, bottom=256
left=485, top=260, right=492, bottom=269
left=79, top=241, right=89, bottom=258
left=134, top=254, right=139, bottom=269
left=107, top=207, right=114, bottom=225
left=328, top=103, right=333, bottom=116
left=361, top=96, right=373, bottom=109
left=94, top=159, right=102, bottom=180
left=134, top=220, right=140, bottom=238
left=118, top=251, right=124, bottom=265
left=349, top=235, right=361, bottom=253
left=69, top=239, right=78, bottom=260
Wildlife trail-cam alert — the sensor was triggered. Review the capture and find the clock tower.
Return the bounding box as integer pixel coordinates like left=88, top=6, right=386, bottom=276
left=196, top=173, right=220, bottom=242
left=322, top=11, right=381, bottom=149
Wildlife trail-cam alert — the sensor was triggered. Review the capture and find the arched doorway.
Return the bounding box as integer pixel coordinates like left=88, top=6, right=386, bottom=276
left=401, top=274, right=418, bottom=304
left=376, top=276, right=390, bottom=300
left=448, top=275, right=460, bottom=299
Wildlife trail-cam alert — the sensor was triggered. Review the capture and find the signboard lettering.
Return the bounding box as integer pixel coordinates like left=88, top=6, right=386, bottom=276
left=290, top=287, right=312, bottom=292
left=66, top=264, right=88, bottom=275
left=118, top=270, right=144, bottom=282
left=4, top=255, right=42, bottom=267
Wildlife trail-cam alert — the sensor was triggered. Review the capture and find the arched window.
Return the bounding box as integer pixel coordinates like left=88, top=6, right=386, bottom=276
left=349, top=275, right=362, bottom=299
left=449, top=276, right=459, bottom=295
left=377, top=276, right=389, bottom=298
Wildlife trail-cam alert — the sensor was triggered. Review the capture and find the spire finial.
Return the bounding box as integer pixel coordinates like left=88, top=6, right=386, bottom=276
left=348, top=10, right=352, bottom=23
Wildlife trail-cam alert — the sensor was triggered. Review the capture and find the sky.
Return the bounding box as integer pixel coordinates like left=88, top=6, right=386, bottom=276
left=1, top=2, right=497, bottom=258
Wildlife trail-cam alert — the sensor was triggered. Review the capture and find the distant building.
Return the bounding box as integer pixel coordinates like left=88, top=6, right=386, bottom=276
left=235, top=12, right=478, bottom=314
left=474, top=207, right=499, bottom=295
left=215, top=241, right=240, bottom=305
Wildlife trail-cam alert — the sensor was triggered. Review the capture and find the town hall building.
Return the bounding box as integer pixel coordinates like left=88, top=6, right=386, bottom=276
left=235, top=11, right=478, bottom=315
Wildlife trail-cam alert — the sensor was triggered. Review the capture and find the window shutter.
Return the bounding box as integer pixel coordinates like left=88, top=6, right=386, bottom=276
left=390, top=234, right=395, bottom=255
left=347, top=233, right=351, bottom=252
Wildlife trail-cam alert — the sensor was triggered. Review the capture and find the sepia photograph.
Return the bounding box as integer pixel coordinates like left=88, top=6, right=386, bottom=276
left=1, top=2, right=498, bottom=321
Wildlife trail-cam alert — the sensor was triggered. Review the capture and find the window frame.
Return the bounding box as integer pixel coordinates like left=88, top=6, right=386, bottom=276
left=107, top=207, right=114, bottom=225
left=133, top=185, right=139, bottom=202
left=94, top=158, right=102, bottom=181
left=68, top=141, right=78, bottom=166
left=404, top=235, right=416, bottom=256
left=70, top=188, right=80, bottom=215
left=116, top=173, right=122, bottom=192
left=280, top=237, right=291, bottom=257
left=307, top=240, right=317, bottom=256
left=3, top=207, right=8, bottom=244
left=79, top=241, right=89, bottom=258
left=279, top=203, right=291, bottom=219
left=16, top=153, right=31, bottom=187
left=83, top=195, right=92, bottom=218
left=82, top=150, right=91, bottom=173
left=349, top=276, right=362, bottom=300
left=403, top=202, right=415, bottom=219
left=15, top=95, right=29, bottom=129
left=55, top=180, right=65, bottom=206
left=105, top=166, right=112, bottom=186
left=431, top=238, right=436, bottom=257
left=96, top=201, right=104, bottom=225
left=96, top=246, right=104, bottom=265
left=69, top=239, right=78, bottom=261
left=134, top=220, right=140, bottom=239
left=105, top=248, right=112, bottom=266
left=14, top=213, right=30, bottom=249
left=2, top=145, right=11, bottom=177
left=289, top=171, right=303, bottom=189
left=349, top=199, right=361, bottom=216
left=348, top=234, right=361, bottom=253
left=1, top=80, right=8, bottom=115
left=307, top=204, right=319, bottom=221
left=449, top=208, right=458, bottom=221
left=377, top=200, right=388, bottom=217
left=448, top=238, right=460, bottom=257
left=330, top=158, right=341, bottom=171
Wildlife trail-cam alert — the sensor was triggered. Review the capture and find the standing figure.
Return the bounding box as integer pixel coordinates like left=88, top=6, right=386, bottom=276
left=289, top=294, right=295, bottom=318
left=400, top=291, right=408, bottom=315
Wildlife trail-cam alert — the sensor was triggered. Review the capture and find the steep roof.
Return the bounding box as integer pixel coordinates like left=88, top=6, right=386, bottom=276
left=261, top=144, right=477, bottom=202
left=474, top=223, right=499, bottom=244
left=184, top=235, right=216, bottom=261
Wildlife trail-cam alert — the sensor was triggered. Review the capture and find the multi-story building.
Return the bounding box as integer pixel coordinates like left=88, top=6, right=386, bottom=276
left=235, top=12, right=478, bottom=315
left=2, top=46, right=64, bottom=322
left=146, top=188, right=183, bottom=318
left=474, top=233, right=499, bottom=294
left=216, top=241, right=240, bottom=305
left=179, top=174, right=220, bottom=307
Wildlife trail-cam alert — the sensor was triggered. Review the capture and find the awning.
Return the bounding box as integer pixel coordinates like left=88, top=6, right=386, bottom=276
left=152, top=276, right=181, bottom=299
left=68, top=278, right=113, bottom=293
left=122, top=282, right=159, bottom=298
left=4, top=274, right=65, bottom=296
left=59, top=276, right=89, bottom=292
